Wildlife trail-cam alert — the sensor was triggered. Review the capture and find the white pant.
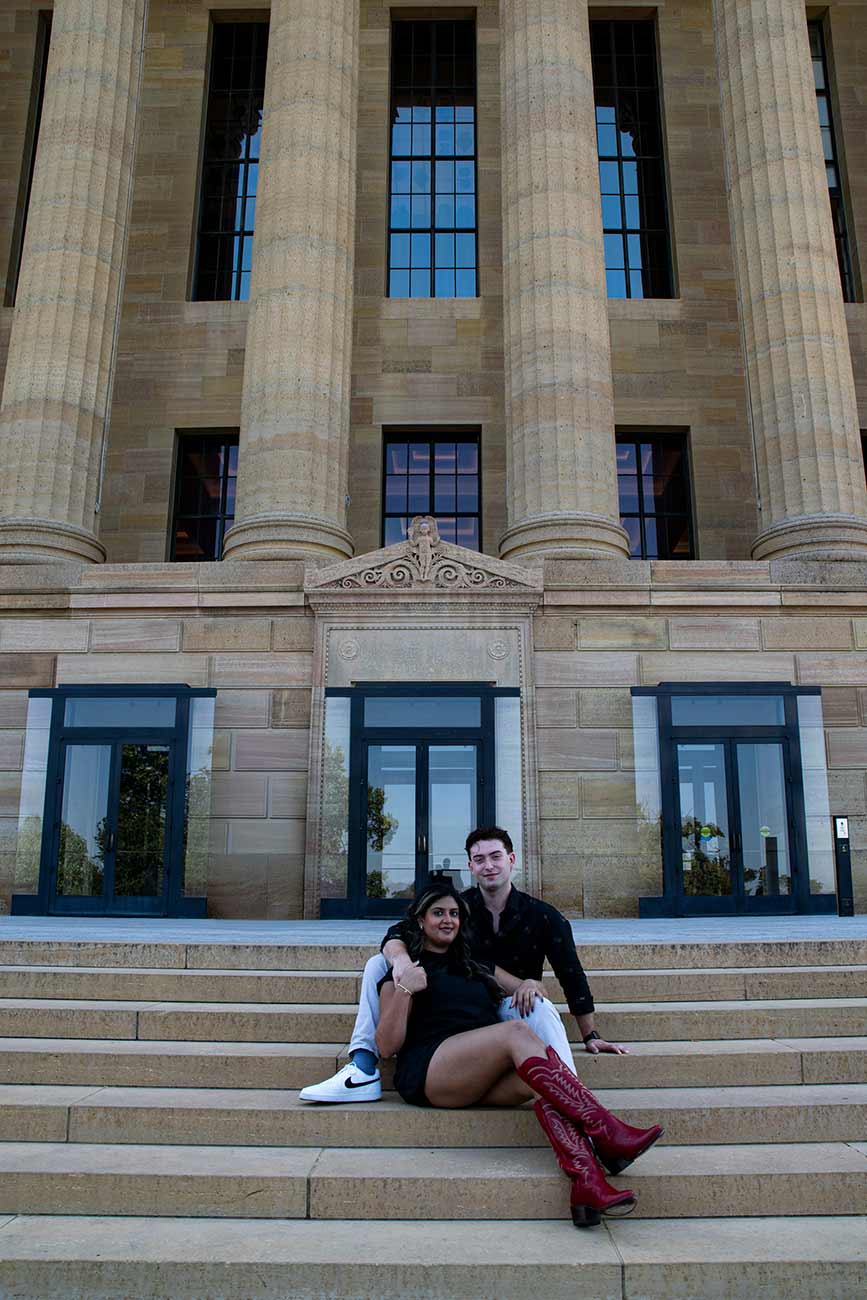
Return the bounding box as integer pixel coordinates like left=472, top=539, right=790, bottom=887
left=348, top=952, right=577, bottom=1075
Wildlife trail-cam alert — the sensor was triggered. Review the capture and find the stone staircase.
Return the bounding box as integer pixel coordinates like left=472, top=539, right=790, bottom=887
left=0, top=933, right=865, bottom=1297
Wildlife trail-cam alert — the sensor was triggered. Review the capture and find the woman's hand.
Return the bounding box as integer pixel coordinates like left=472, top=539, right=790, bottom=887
left=395, top=961, right=427, bottom=995
left=510, top=978, right=546, bottom=1016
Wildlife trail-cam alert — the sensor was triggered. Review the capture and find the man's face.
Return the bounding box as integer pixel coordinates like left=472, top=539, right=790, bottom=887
left=467, top=838, right=516, bottom=890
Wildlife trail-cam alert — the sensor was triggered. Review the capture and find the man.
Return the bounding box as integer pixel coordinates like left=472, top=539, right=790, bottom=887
left=299, top=825, right=625, bottom=1103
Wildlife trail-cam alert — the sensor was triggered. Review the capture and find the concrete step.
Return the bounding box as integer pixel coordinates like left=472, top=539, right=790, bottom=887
left=0, top=1142, right=315, bottom=1218
left=0, top=1214, right=864, bottom=1298
left=4, top=1082, right=866, bottom=1147
left=2, top=935, right=867, bottom=972
left=0, top=967, right=359, bottom=1004
left=2, top=963, right=866, bottom=1005
left=309, top=1141, right=867, bottom=1220
left=3, top=995, right=865, bottom=1042
left=0, top=1140, right=864, bottom=1221
left=2, top=1035, right=866, bottom=1091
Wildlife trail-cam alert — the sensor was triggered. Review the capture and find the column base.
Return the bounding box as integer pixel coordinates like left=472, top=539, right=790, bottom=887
left=222, top=511, right=354, bottom=562
left=751, top=514, right=867, bottom=561
left=499, top=512, right=630, bottom=563
left=0, top=517, right=105, bottom=564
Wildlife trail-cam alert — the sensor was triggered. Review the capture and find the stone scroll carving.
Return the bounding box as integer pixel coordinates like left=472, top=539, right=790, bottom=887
left=306, top=517, right=543, bottom=594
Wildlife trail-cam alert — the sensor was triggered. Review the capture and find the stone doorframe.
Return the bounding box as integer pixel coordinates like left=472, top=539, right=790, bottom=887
left=302, top=518, right=545, bottom=917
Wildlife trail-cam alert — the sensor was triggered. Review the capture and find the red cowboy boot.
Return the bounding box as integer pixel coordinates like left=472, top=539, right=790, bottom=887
left=518, top=1045, right=664, bottom=1174
left=534, top=1099, right=636, bottom=1227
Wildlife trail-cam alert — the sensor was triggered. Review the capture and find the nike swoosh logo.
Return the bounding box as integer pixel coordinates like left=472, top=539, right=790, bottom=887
left=345, top=1076, right=378, bottom=1089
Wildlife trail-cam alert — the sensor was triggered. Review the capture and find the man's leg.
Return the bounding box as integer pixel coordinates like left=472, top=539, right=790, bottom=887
left=497, top=995, right=577, bottom=1075
left=298, top=953, right=388, bottom=1102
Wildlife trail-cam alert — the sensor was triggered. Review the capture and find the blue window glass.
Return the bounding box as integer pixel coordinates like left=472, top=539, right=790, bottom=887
left=590, top=20, right=672, bottom=299
left=616, top=434, right=693, bottom=560
left=172, top=431, right=239, bottom=561
left=388, top=20, right=478, bottom=298
left=383, top=434, right=481, bottom=550
left=193, top=20, right=269, bottom=302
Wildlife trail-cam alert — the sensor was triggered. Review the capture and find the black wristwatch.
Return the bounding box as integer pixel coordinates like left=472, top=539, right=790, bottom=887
left=582, top=1030, right=601, bottom=1044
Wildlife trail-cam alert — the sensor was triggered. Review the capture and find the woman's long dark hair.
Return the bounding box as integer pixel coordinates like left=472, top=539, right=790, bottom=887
left=403, top=881, right=504, bottom=1003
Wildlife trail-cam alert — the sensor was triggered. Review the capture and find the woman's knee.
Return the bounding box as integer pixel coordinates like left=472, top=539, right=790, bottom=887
left=504, top=1017, right=543, bottom=1049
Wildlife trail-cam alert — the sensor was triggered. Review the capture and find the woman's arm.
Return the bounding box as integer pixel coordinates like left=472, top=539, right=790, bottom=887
left=494, top=965, right=548, bottom=1016
left=374, top=979, right=416, bottom=1058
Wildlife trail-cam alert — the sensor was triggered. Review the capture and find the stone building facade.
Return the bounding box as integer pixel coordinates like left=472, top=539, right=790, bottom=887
left=1, top=0, right=867, bottom=922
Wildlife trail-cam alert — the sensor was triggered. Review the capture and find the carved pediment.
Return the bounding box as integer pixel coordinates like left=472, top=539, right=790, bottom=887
left=306, top=517, right=542, bottom=595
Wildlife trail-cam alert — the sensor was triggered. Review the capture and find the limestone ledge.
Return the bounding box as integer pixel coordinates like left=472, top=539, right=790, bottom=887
left=0, top=557, right=866, bottom=618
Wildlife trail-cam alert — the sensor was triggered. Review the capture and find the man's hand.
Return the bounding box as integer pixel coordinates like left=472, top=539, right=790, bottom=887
left=584, top=1037, right=628, bottom=1055
left=510, top=978, right=546, bottom=1017
left=394, top=960, right=427, bottom=994
left=391, top=952, right=417, bottom=986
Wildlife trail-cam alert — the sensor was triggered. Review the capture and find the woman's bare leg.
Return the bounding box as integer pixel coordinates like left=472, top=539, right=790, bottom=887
left=423, top=1019, right=544, bottom=1107
left=477, top=1070, right=533, bottom=1106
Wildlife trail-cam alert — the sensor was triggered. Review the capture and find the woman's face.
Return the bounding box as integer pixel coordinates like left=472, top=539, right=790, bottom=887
left=419, top=895, right=461, bottom=950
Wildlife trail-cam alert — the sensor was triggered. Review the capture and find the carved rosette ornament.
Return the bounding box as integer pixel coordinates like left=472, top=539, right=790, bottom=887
left=306, top=516, right=543, bottom=596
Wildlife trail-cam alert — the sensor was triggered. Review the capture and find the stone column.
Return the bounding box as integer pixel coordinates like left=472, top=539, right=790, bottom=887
left=0, top=0, right=148, bottom=564
left=498, top=0, right=628, bottom=563
left=714, top=0, right=867, bottom=560
left=222, top=0, right=357, bottom=562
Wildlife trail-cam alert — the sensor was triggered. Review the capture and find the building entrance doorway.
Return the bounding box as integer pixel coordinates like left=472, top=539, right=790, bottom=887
left=320, top=684, right=520, bottom=918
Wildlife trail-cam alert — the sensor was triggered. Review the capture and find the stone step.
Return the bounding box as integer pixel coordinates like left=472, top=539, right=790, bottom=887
left=0, top=1214, right=864, bottom=1298
left=2, top=935, right=866, bottom=972
left=2, top=1035, right=866, bottom=1091
left=2, top=995, right=865, bottom=1042
left=2, top=963, right=866, bottom=1005
left=309, top=1141, right=867, bottom=1221
left=0, top=1140, right=864, bottom=1221
left=4, top=1082, right=866, bottom=1147
left=0, top=966, right=360, bottom=1005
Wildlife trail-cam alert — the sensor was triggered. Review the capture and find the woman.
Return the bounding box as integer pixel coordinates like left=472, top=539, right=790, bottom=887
left=376, top=881, right=663, bottom=1228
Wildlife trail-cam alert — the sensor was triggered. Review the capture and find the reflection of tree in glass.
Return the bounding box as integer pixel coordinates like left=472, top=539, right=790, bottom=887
left=681, top=816, right=732, bottom=896
left=96, top=745, right=168, bottom=898
left=365, top=785, right=399, bottom=901
left=57, top=821, right=103, bottom=896
left=320, top=738, right=350, bottom=897
left=367, top=784, right=398, bottom=852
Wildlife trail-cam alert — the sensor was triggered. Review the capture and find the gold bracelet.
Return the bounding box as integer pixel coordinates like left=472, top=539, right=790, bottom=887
left=396, top=982, right=414, bottom=996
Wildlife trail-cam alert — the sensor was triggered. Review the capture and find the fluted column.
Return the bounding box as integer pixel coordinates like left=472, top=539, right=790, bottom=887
left=222, top=0, right=357, bottom=562
left=498, top=0, right=628, bottom=563
left=0, top=0, right=148, bottom=564
left=714, top=0, right=867, bottom=560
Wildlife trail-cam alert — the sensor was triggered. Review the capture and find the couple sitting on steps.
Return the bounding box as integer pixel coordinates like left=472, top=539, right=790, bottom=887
left=300, top=826, right=664, bottom=1228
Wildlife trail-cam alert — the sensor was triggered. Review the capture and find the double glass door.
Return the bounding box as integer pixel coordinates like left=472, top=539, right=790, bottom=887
left=360, top=741, right=480, bottom=913
left=49, top=738, right=176, bottom=915
left=676, top=740, right=796, bottom=911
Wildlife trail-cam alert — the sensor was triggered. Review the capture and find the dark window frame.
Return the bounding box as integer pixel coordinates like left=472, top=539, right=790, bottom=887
left=387, top=17, right=479, bottom=299
left=616, top=430, right=694, bottom=559
left=590, top=17, right=674, bottom=300
left=191, top=14, right=269, bottom=303
left=321, top=682, right=518, bottom=919
left=11, top=684, right=216, bottom=919
left=808, top=18, right=857, bottom=303
left=632, top=682, right=836, bottom=918
left=5, top=10, right=52, bottom=307
left=381, top=428, right=482, bottom=551
left=169, top=429, right=239, bottom=562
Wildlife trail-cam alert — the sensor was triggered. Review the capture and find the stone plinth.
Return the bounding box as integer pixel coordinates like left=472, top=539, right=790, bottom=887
left=713, top=0, right=867, bottom=560
left=222, top=0, right=358, bottom=563
left=0, top=0, right=148, bottom=564
left=498, top=0, right=628, bottom=563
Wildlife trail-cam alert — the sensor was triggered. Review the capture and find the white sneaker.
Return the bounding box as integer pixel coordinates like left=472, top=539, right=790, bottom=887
left=299, top=1062, right=382, bottom=1104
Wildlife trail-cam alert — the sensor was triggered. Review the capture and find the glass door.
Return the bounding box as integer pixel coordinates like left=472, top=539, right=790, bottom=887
left=675, top=739, right=796, bottom=913
left=359, top=740, right=481, bottom=916
left=50, top=739, right=175, bottom=915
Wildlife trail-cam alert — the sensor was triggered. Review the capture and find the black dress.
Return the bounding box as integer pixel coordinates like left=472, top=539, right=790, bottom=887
left=379, top=950, right=501, bottom=1107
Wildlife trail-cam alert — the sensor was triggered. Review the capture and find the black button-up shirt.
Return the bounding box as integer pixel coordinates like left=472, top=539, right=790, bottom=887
left=383, top=885, right=595, bottom=1018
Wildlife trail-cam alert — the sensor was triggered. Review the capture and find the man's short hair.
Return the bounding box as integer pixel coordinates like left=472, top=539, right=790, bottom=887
left=465, top=825, right=514, bottom=857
